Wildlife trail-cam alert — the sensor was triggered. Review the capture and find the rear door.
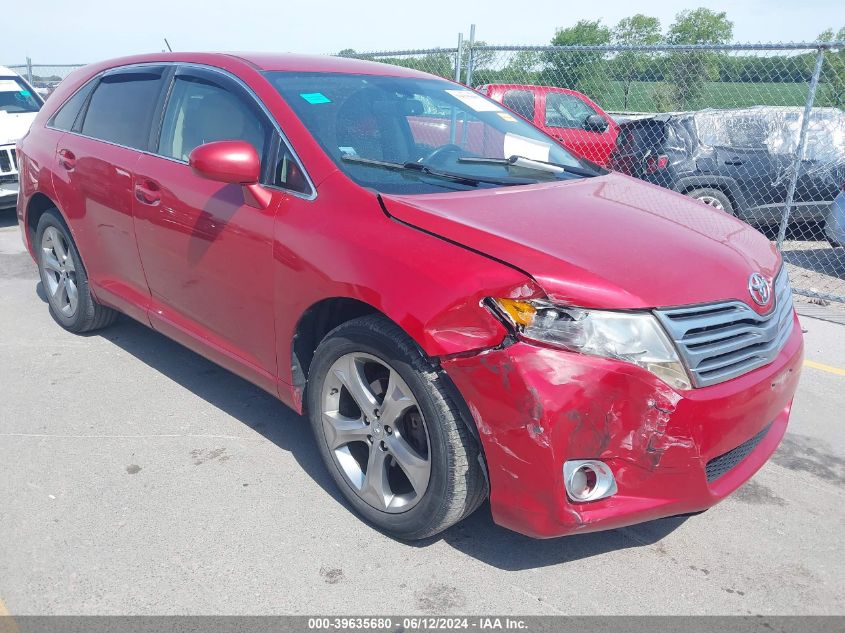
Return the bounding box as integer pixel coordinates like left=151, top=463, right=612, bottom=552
left=50, top=65, right=169, bottom=322
left=132, top=65, right=306, bottom=389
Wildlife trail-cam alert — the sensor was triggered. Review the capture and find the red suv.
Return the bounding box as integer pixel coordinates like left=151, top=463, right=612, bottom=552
left=477, top=83, right=619, bottom=166
left=16, top=53, right=802, bottom=540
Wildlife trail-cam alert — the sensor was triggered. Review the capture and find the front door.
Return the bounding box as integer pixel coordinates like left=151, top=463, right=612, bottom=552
left=541, top=91, right=614, bottom=165
left=132, top=66, right=283, bottom=389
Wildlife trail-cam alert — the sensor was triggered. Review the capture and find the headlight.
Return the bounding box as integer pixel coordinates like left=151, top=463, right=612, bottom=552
left=493, top=298, right=691, bottom=390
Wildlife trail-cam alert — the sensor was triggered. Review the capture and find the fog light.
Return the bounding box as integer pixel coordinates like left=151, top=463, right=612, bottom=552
left=563, top=460, right=617, bottom=502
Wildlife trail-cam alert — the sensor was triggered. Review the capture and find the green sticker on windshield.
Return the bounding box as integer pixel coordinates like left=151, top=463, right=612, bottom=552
left=300, top=92, right=331, bottom=104
left=19, top=90, right=31, bottom=97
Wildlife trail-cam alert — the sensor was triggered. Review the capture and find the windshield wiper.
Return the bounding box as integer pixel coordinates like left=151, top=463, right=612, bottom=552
left=457, top=155, right=600, bottom=178
left=341, top=155, right=537, bottom=187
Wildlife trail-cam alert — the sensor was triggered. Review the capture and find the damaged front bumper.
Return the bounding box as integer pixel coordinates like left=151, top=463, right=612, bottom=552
left=441, top=312, right=804, bottom=538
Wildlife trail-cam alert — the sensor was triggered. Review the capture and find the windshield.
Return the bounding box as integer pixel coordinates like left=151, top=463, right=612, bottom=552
left=265, top=71, right=600, bottom=194
left=0, top=77, right=42, bottom=114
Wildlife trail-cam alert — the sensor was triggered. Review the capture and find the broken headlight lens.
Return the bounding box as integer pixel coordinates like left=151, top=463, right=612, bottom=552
left=493, top=299, right=692, bottom=390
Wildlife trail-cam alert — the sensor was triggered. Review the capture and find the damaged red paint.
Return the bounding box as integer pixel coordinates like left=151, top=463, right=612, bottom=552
left=442, top=319, right=803, bottom=538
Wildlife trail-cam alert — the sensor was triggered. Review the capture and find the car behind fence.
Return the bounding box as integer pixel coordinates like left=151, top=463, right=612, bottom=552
left=7, top=41, right=845, bottom=304
left=342, top=41, right=845, bottom=306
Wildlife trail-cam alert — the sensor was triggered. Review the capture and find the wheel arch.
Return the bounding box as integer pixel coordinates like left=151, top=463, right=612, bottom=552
left=288, top=295, right=487, bottom=452
left=25, top=192, right=64, bottom=249
left=676, top=177, right=746, bottom=215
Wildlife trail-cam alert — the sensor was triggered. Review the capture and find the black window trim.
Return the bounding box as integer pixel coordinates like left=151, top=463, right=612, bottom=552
left=46, top=61, right=316, bottom=202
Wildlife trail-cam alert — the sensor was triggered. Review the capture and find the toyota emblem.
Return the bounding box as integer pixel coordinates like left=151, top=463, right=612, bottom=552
left=748, top=272, right=772, bottom=307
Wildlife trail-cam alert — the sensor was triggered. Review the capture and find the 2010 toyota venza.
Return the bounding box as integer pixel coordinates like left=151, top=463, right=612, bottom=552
left=16, top=53, right=803, bottom=539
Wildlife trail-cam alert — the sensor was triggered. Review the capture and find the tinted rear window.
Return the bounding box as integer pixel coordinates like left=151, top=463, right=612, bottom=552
left=81, top=71, right=165, bottom=149
left=617, top=121, right=667, bottom=153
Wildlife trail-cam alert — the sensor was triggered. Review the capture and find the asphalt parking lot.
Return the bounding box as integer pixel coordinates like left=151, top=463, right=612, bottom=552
left=1, top=215, right=844, bottom=616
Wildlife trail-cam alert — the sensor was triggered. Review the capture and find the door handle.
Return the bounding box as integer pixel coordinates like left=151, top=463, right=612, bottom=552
left=134, top=179, right=161, bottom=205
left=58, top=149, right=76, bottom=170
left=724, top=157, right=743, bottom=166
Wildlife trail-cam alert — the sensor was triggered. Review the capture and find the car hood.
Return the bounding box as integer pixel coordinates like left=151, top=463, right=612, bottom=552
left=381, top=173, right=781, bottom=313
left=0, top=111, right=37, bottom=145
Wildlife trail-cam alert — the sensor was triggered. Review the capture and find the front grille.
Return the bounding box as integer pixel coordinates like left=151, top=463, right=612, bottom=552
left=705, top=423, right=771, bottom=482
left=0, top=146, right=18, bottom=178
left=654, top=268, right=793, bottom=387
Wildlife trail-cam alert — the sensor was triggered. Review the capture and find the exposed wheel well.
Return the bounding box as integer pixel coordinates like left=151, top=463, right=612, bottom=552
left=26, top=193, right=61, bottom=243
left=291, top=297, right=380, bottom=389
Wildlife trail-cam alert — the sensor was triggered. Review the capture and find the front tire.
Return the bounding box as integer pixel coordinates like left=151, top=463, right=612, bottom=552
left=35, top=209, right=118, bottom=333
left=306, top=315, right=487, bottom=540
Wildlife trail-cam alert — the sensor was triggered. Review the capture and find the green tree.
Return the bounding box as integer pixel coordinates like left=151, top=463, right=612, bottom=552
left=662, top=8, right=734, bottom=109
left=500, top=50, right=541, bottom=83
left=818, top=27, right=845, bottom=108
left=613, top=14, right=662, bottom=110
left=337, top=48, right=357, bottom=57
left=542, top=20, right=611, bottom=91
left=463, top=40, right=496, bottom=81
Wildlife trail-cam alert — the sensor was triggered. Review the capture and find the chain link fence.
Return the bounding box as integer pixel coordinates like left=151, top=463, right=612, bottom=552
left=347, top=42, right=845, bottom=307
left=6, top=47, right=845, bottom=306
left=4, top=62, right=85, bottom=99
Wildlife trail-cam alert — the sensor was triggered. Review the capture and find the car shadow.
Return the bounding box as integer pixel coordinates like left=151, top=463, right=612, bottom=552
left=99, top=316, right=346, bottom=501
left=33, top=283, right=688, bottom=568
left=758, top=221, right=827, bottom=242
left=782, top=247, right=845, bottom=278
left=433, top=509, right=689, bottom=571
left=0, top=211, right=19, bottom=229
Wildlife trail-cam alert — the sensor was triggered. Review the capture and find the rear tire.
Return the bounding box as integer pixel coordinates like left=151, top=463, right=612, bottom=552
left=687, top=188, right=734, bottom=216
left=306, top=314, right=487, bottom=540
left=35, top=209, right=118, bottom=333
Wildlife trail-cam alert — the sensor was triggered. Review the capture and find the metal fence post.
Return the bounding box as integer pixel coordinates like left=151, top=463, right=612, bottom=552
left=454, top=32, right=464, bottom=84
left=451, top=33, right=464, bottom=144
left=776, top=46, right=825, bottom=249
left=26, top=57, right=33, bottom=83
left=464, top=24, right=476, bottom=89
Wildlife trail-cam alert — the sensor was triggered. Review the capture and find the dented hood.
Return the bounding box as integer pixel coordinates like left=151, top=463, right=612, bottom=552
left=381, top=173, right=780, bottom=312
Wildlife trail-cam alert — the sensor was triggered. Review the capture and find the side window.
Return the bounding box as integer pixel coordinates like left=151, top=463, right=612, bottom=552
left=545, top=92, right=598, bottom=130
left=274, top=146, right=310, bottom=194
left=157, top=76, right=268, bottom=164
left=502, top=90, right=535, bottom=121
left=50, top=79, right=97, bottom=131
left=81, top=72, right=165, bottom=149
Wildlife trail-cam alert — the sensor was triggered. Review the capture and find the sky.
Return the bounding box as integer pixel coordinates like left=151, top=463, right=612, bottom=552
left=3, top=0, right=843, bottom=64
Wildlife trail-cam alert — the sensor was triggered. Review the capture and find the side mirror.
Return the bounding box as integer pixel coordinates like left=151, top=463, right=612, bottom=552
left=584, top=114, right=609, bottom=133
left=189, top=140, right=271, bottom=209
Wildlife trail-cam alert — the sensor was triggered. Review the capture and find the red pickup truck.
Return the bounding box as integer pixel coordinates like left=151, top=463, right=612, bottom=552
left=477, top=83, right=619, bottom=166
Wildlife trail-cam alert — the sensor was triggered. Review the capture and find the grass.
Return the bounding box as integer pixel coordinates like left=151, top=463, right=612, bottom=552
left=577, top=80, right=811, bottom=112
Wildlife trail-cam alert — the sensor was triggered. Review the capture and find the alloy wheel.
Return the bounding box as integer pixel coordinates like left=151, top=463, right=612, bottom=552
left=321, top=352, right=431, bottom=513
left=697, top=195, right=725, bottom=210
left=41, top=226, right=79, bottom=317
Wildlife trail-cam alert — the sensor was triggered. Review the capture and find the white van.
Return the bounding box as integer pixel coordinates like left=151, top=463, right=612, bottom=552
left=1, top=66, right=44, bottom=209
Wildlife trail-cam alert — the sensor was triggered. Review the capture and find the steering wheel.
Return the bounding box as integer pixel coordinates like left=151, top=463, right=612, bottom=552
left=420, top=144, right=464, bottom=166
